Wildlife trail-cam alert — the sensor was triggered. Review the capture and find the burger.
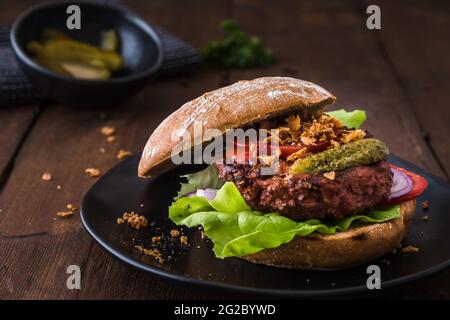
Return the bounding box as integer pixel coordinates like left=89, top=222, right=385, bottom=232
left=138, top=77, right=427, bottom=270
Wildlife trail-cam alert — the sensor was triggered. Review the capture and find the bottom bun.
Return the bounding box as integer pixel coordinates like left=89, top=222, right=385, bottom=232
left=240, top=200, right=416, bottom=270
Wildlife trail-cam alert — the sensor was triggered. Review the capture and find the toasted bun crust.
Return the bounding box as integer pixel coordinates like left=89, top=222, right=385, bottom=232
left=138, top=77, right=335, bottom=177
left=240, top=200, right=416, bottom=270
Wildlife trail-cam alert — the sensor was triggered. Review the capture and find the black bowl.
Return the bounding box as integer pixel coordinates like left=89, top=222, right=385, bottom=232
left=10, top=1, right=163, bottom=106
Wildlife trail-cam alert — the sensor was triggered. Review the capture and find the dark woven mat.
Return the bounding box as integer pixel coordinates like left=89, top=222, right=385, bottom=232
left=0, top=25, right=202, bottom=107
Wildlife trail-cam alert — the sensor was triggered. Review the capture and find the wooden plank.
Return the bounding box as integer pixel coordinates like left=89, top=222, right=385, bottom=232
left=1, top=0, right=448, bottom=299
left=370, top=0, right=450, bottom=178
left=0, top=107, right=40, bottom=187
left=0, top=0, right=43, bottom=186
left=0, top=0, right=232, bottom=299
left=229, top=0, right=449, bottom=299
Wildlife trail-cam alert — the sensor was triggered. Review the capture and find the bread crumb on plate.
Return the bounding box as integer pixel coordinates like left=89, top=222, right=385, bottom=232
left=180, top=235, right=188, bottom=245
left=402, top=245, right=419, bottom=253
left=170, top=229, right=180, bottom=238
left=121, top=212, right=148, bottom=230
left=134, top=245, right=164, bottom=264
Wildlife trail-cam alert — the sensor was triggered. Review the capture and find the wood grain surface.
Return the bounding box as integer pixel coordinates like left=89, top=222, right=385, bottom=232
left=0, top=0, right=448, bottom=299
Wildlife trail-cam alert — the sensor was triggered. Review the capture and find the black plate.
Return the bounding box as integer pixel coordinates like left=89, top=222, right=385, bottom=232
left=80, top=154, right=450, bottom=297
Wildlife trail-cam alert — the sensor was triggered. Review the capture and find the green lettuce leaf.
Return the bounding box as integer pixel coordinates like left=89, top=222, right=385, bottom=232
left=169, top=182, right=400, bottom=258
left=175, top=165, right=225, bottom=199
left=326, top=109, right=367, bottom=129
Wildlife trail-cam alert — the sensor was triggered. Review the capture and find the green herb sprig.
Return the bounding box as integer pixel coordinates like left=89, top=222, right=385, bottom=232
left=202, top=19, right=275, bottom=68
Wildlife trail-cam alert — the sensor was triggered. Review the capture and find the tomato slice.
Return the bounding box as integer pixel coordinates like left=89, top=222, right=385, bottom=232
left=386, top=163, right=428, bottom=205
left=279, top=141, right=330, bottom=158
left=305, top=140, right=330, bottom=154
left=279, top=145, right=303, bottom=158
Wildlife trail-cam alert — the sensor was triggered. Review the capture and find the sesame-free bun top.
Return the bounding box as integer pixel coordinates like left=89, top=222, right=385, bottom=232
left=138, top=77, right=336, bottom=177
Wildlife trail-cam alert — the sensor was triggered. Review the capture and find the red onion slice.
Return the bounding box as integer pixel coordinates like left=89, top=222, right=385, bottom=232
left=196, top=188, right=218, bottom=200
left=183, top=189, right=218, bottom=200
left=389, top=168, right=413, bottom=199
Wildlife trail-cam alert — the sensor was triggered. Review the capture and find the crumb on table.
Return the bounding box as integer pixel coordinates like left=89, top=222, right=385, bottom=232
left=41, top=172, right=52, bottom=181
left=100, top=126, right=115, bottom=136
left=85, top=168, right=101, bottom=177
left=421, top=215, right=429, bottom=221
left=421, top=200, right=429, bottom=211
left=57, top=211, right=74, bottom=218
left=152, top=236, right=161, bottom=244
left=106, top=136, right=116, bottom=143
left=56, top=203, right=77, bottom=218
left=117, top=149, right=132, bottom=160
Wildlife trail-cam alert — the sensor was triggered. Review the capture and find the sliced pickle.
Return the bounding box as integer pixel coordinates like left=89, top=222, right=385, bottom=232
left=27, top=41, right=69, bottom=75
left=42, top=28, right=68, bottom=42
left=26, top=41, right=44, bottom=55
left=26, top=29, right=123, bottom=79
left=34, top=57, right=69, bottom=75
left=43, top=39, right=123, bottom=71
left=100, top=30, right=119, bottom=51
left=60, top=61, right=111, bottom=80
left=289, top=138, right=389, bottom=174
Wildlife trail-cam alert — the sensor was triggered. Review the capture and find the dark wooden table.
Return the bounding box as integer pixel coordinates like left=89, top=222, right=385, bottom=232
left=0, top=0, right=449, bottom=299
